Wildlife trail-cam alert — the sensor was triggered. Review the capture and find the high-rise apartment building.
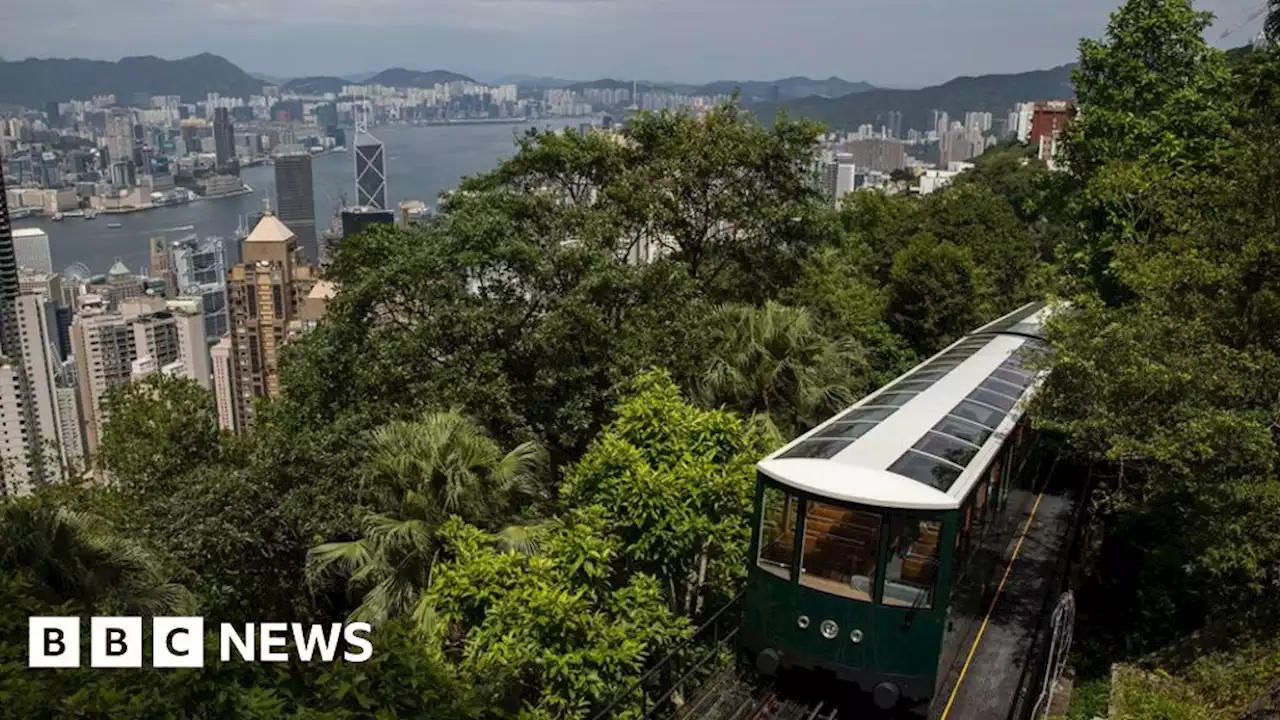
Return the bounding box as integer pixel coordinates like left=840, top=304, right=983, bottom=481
left=149, top=236, right=179, bottom=297
left=273, top=151, right=318, bottom=263
left=17, top=273, right=70, bottom=480
left=0, top=168, right=42, bottom=495
left=354, top=130, right=387, bottom=210
left=225, top=213, right=319, bottom=430
left=105, top=110, right=135, bottom=167
left=846, top=138, right=907, bottom=173
left=71, top=297, right=210, bottom=457
left=13, top=228, right=52, bottom=274
left=210, top=335, right=236, bottom=432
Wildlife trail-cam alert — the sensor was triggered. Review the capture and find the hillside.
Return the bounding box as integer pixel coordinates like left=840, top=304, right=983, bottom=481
left=282, top=76, right=348, bottom=95
left=695, top=76, right=875, bottom=101
left=753, top=63, right=1076, bottom=131
left=365, top=68, right=474, bottom=88
left=0, top=53, right=264, bottom=106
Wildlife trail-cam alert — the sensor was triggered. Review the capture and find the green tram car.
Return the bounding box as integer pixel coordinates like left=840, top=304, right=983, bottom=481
left=741, top=302, right=1054, bottom=714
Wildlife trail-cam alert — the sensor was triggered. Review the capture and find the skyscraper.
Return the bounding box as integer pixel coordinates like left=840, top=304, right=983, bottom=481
left=213, top=107, right=236, bottom=174
left=0, top=170, right=44, bottom=493
left=273, top=151, right=318, bottom=263
left=355, top=131, right=387, bottom=210
left=225, top=212, right=319, bottom=430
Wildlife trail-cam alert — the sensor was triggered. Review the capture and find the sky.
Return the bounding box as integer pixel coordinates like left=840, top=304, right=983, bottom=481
left=0, top=0, right=1266, bottom=87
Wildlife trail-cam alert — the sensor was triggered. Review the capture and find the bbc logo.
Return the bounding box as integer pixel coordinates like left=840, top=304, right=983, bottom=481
left=29, top=617, right=373, bottom=668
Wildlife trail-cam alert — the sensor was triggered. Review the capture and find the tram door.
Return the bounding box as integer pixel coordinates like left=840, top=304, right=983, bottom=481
left=793, top=500, right=878, bottom=672
left=871, top=514, right=948, bottom=681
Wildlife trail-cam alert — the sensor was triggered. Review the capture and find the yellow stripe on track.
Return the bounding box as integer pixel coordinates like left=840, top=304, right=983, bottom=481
left=939, top=490, right=1046, bottom=720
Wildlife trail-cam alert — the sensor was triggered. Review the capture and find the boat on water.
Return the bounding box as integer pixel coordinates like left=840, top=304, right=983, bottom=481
left=52, top=212, right=64, bottom=221
left=106, top=222, right=123, bottom=229
left=84, top=209, right=98, bottom=219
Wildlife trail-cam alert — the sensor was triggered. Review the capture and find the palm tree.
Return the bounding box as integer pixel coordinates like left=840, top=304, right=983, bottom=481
left=0, top=500, right=194, bottom=615
left=699, top=301, right=870, bottom=436
left=307, top=410, right=546, bottom=631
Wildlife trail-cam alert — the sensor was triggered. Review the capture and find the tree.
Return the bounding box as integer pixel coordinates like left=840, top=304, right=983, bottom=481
left=885, top=233, right=983, bottom=356
left=96, top=374, right=223, bottom=493
left=699, top=301, right=870, bottom=436
left=0, top=497, right=193, bottom=615
left=283, top=208, right=711, bottom=463
left=562, top=370, right=775, bottom=618
left=1058, top=0, right=1234, bottom=303
left=426, top=512, right=691, bottom=719
left=307, top=411, right=546, bottom=631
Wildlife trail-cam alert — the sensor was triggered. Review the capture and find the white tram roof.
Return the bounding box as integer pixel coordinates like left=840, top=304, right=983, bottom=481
left=758, top=302, right=1056, bottom=512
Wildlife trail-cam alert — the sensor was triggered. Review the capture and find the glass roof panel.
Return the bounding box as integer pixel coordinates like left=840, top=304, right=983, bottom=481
left=888, top=450, right=963, bottom=491
left=779, top=438, right=853, bottom=459
left=870, top=392, right=922, bottom=408
left=907, top=369, right=952, bottom=383
left=836, top=406, right=896, bottom=424
left=813, top=421, right=878, bottom=441
left=951, top=400, right=1008, bottom=430
left=885, top=379, right=937, bottom=394
left=980, top=376, right=1024, bottom=399
left=990, top=368, right=1032, bottom=387
left=913, top=431, right=981, bottom=467
left=968, top=388, right=1017, bottom=412
left=934, top=415, right=994, bottom=447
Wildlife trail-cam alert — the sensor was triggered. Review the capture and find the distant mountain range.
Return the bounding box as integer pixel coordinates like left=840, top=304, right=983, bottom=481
left=0, top=53, right=1076, bottom=130
left=560, top=76, right=874, bottom=101
left=0, top=53, right=264, bottom=106
left=754, top=64, right=1077, bottom=131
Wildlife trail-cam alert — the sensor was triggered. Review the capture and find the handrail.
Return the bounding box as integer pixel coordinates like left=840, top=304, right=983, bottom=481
left=591, top=591, right=745, bottom=720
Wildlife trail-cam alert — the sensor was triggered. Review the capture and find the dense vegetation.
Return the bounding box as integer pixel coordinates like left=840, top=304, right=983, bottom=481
left=3, top=1, right=1279, bottom=716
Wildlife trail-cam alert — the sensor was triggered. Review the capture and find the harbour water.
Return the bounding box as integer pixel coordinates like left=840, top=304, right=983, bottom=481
left=16, top=120, right=579, bottom=275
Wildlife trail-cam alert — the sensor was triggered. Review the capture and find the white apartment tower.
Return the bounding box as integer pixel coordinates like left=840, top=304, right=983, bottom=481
left=16, top=273, right=68, bottom=478
left=12, top=228, right=52, bottom=274
left=72, top=297, right=210, bottom=457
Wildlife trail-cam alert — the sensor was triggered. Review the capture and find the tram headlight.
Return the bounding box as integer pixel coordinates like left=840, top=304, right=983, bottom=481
left=819, top=619, right=839, bottom=639
left=849, top=629, right=864, bottom=644
left=797, top=615, right=810, bottom=630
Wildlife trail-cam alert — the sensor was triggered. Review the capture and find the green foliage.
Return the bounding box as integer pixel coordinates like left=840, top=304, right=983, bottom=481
left=699, top=301, right=871, bottom=436
left=0, top=497, right=193, bottom=615
left=886, top=233, right=983, bottom=356
left=96, top=373, right=223, bottom=493
left=428, top=512, right=692, bottom=719
left=563, top=370, right=775, bottom=618
left=308, top=411, right=547, bottom=632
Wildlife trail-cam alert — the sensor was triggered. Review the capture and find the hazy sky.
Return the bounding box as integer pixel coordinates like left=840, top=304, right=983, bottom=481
left=0, top=0, right=1265, bottom=86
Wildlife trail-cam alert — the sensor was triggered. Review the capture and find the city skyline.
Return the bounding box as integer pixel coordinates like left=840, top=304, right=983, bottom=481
left=0, top=0, right=1263, bottom=88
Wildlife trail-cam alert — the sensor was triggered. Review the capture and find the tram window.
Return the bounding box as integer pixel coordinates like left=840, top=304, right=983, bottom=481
left=889, top=450, right=963, bottom=491
left=884, top=517, right=942, bottom=609
left=908, top=369, right=952, bottom=383
left=968, top=388, right=1017, bottom=412
left=837, top=406, right=896, bottom=424
left=799, top=501, right=881, bottom=601
left=869, top=392, right=920, bottom=407
left=758, top=486, right=799, bottom=579
left=980, top=376, right=1024, bottom=399
left=990, top=369, right=1032, bottom=388
left=813, top=421, right=878, bottom=441
left=779, top=438, right=851, bottom=459
left=934, top=416, right=993, bottom=447
left=952, top=400, right=1007, bottom=430
left=913, top=431, right=980, bottom=468
left=887, top=379, right=937, bottom=394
